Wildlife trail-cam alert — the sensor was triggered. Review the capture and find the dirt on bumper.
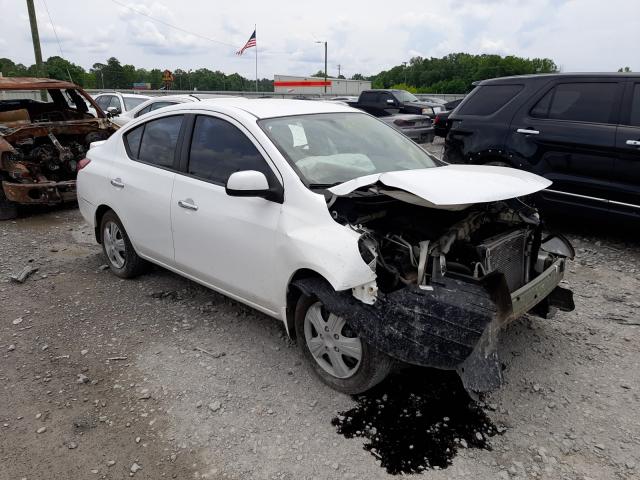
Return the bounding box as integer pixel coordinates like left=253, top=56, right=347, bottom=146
left=293, top=261, right=574, bottom=396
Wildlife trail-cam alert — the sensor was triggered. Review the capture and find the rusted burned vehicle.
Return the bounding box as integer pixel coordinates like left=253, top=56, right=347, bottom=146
left=0, top=77, right=116, bottom=219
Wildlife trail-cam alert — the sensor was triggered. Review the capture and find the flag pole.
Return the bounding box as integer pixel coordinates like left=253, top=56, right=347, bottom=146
left=255, top=24, right=258, bottom=94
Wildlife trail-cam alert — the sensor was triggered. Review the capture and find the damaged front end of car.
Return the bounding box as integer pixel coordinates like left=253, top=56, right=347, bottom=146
left=295, top=167, right=575, bottom=396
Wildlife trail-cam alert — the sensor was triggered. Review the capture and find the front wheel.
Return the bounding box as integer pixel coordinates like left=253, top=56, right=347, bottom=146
left=295, top=294, right=393, bottom=394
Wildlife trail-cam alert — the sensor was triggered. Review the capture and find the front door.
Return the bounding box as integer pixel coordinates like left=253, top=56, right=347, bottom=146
left=171, top=114, right=283, bottom=311
left=508, top=80, right=623, bottom=213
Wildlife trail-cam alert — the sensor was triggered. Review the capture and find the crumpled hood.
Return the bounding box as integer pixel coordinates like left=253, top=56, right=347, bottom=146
left=328, top=164, right=552, bottom=210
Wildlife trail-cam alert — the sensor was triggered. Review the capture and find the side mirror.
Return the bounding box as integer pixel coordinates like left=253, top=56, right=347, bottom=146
left=106, top=106, right=121, bottom=116
left=225, top=170, right=283, bottom=203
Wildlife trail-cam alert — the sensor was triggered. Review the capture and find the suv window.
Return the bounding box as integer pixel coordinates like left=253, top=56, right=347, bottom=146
left=457, top=84, right=523, bottom=116
left=360, top=92, right=379, bottom=104
left=531, top=82, right=618, bottom=124
left=125, top=115, right=183, bottom=168
left=188, top=115, right=271, bottom=184
left=630, top=84, right=640, bottom=127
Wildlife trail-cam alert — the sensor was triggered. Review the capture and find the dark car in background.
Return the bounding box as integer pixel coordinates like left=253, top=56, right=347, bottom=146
left=348, top=89, right=445, bottom=118
left=444, top=73, right=640, bottom=219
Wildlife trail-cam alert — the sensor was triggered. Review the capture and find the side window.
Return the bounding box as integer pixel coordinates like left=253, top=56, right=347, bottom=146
left=533, top=83, right=618, bottom=124
left=150, top=101, right=177, bottom=111
left=457, top=84, right=523, bottom=116
left=188, top=115, right=271, bottom=184
left=380, top=93, right=395, bottom=105
left=95, top=95, right=111, bottom=110
left=124, top=124, right=144, bottom=158
left=629, top=84, right=640, bottom=127
left=136, top=115, right=183, bottom=168
left=360, top=92, right=379, bottom=104
left=134, top=105, right=152, bottom=118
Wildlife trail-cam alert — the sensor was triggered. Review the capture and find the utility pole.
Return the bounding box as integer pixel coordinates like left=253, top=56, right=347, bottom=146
left=402, top=61, right=407, bottom=85
left=324, top=41, right=327, bottom=94
left=26, top=0, right=46, bottom=100
left=337, top=64, right=341, bottom=77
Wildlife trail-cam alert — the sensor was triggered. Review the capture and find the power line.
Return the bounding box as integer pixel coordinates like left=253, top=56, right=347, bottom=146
left=39, top=0, right=74, bottom=83
left=109, top=0, right=237, bottom=49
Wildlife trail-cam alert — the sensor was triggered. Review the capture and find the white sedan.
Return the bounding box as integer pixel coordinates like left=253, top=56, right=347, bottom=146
left=77, top=99, right=574, bottom=394
left=108, top=94, right=199, bottom=127
left=91, top=92, right=151, bottom=117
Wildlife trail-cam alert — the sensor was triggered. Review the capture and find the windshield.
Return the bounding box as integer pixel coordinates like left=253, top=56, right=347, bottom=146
left=260, top=112, right=437, bottom=186
left=394, top=91, right=419, bottom=103
left=123, top=97, right=147, bottom=110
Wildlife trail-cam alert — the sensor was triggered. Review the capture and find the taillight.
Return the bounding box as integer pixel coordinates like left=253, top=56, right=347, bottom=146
left=77, top=158, right=91, bottom=171
left=434, top=114, right=442, bottom=125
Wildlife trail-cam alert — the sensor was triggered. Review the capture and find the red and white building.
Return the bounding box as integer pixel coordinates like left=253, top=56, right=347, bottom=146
left=273, top=75, right=371, bottom=95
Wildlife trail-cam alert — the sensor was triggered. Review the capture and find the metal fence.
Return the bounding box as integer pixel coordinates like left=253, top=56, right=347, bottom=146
left=2, top=88, right=467, bottom=103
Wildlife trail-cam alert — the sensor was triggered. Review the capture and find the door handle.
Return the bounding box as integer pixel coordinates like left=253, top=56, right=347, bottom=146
left=626, top=140, right=640, bottom=146
left=110, top=178, right=125, bottom=188
left=516, top=128, right=540, bottom=135
left=178, top=199, right=198, bottom=211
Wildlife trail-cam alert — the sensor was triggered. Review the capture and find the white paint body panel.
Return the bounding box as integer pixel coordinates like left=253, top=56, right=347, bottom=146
left=77, top=99, right=544, bottom=326
left=329, top=165, right=552, bottom=207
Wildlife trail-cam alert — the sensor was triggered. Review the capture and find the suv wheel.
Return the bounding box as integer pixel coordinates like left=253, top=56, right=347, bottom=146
left=100, top=210, right=147, bottom=278
left=295, top=294, right=393, bottom=394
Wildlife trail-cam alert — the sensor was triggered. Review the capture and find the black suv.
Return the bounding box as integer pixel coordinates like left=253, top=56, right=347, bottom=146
left=444, top=73, right=640, bottom=218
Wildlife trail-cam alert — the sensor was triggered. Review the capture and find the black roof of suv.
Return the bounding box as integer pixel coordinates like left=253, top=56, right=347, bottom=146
left=444, top=73, right=640, bottom=220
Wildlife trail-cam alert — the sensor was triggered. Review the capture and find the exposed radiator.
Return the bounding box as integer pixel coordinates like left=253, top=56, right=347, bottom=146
left=478, top=229, right=529, bottom=291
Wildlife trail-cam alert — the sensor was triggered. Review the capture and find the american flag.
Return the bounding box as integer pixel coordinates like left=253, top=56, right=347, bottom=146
left=236, top=30, right=256, bottom=55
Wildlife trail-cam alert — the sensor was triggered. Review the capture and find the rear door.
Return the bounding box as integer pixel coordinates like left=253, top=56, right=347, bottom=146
left=612, top=80, right=640, bottom=216
left=109, top=114, right=185, bottom=264
left=508, top=80, right=623, bottom=213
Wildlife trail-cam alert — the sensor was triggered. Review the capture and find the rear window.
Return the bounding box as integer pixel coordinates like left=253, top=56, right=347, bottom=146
left=457, top=84, right=523, bottom=116
left=531, top=82, right=619, bottom=124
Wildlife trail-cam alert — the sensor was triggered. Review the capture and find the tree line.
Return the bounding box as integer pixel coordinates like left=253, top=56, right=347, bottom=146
left=0, top=56, right=273, bottom=92
left=5, top=53, right=630, bottom=95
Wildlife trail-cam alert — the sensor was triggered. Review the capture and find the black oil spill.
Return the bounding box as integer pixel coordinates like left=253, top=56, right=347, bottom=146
left=332, top=368, right=504, bottom=475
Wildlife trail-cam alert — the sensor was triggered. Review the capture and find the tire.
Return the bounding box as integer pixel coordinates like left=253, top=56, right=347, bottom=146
left=100, top=210, right=147, bottom=278
left=0, top=185, right=18, bottom=221
left=295, top=294, right=393, bottom=394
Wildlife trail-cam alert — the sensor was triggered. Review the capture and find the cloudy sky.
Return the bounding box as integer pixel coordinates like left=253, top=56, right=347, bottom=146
left=0, top=0, right=638, bottom=79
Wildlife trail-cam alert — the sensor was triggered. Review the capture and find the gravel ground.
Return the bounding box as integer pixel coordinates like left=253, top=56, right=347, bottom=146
left=1, top=197, right=639, bottom=479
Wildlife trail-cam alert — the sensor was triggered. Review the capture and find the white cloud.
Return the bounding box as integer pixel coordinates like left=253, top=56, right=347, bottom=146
left=0, top=0, right=637, bottom=78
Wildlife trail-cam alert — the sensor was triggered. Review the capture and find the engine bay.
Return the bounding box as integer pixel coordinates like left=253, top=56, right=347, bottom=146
left=328, top=190, right=548, bottom=296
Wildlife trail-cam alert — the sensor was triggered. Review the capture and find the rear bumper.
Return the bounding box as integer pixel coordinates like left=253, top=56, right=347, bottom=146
left=400, top=126, right=435, bottom=142
left=2, top=180, right=77, bottom=205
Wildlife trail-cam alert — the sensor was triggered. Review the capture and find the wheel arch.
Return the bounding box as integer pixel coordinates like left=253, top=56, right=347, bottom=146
left=285, top=268, right=333, bottom=340
left=94, top=204, right=114, bottom=244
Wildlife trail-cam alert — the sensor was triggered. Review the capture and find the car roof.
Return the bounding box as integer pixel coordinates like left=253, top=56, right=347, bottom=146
left=0, top=76, right=79, bottom=90
left=186, top=97, right=357, bottom=119
left=476, top=72, right=640, bottom=85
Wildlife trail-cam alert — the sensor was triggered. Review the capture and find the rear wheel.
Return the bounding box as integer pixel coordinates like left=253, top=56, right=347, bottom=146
left=0, top=185, right=18, bottom=221
left=295, top=294, right=393, bottom=394
left=100, top=210, right=147, bottom=278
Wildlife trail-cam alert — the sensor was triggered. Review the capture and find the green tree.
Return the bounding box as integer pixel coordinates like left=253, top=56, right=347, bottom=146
left=618, top=66, right=632, bottom=72
left=351, top=73, right=365, bottom=80
left=311, top=70, right=326, bottom=78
